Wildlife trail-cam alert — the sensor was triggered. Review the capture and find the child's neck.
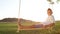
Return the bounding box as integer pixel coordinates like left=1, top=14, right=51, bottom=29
left=48, top=15, right=52, bottom=16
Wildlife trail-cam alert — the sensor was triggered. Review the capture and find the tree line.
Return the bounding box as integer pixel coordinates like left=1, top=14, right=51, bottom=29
left=0, top=18, right=18, bottom=22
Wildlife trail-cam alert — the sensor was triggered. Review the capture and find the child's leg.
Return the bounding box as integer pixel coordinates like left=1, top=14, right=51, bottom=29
left=42, top=25, right=48, bottom=29
left=31, top=24, right=43, bottom=28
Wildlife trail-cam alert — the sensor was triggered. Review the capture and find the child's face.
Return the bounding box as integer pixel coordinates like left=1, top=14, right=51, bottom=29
left=47, top=10, right=52, bottom=16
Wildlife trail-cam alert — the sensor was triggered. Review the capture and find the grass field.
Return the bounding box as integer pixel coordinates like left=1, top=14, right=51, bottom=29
left=0, top=21, right=60, bottom=34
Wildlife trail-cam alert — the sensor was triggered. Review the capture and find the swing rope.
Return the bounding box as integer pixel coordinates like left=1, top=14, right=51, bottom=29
left=17, top=0, right=21, bottom=30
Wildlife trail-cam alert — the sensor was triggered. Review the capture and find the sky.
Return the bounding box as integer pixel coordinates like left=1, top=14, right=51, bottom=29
left=0, top=0, right=60, bottom=22
left=0, top=0, right=19, bottom=19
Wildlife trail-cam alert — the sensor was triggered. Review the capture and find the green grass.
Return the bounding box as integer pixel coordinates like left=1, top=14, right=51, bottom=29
left=0, top=22, right=60, bottom=34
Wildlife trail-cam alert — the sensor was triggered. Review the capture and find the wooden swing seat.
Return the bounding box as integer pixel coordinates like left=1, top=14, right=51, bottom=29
left=19, top=23, right=55, bottom=30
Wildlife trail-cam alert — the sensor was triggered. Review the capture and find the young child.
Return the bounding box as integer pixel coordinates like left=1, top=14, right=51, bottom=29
left=31, top=8, right=55, bottom=28
left=42, top=8, right=55, bottom=28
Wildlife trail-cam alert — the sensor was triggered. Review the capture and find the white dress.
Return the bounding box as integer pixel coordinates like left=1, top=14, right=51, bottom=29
left=41, top=15, right=55, bottom=25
